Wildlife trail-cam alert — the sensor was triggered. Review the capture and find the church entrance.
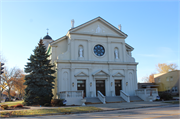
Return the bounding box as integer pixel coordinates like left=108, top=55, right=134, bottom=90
left=77, top=80, right=86, bottom=97
left=96, top=80, right=105, bottom=96
left=115, top=80, right=122, bottom=96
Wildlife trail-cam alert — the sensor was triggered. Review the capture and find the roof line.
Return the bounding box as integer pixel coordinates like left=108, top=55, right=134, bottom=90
left=69, top=16, right=128, bottom=37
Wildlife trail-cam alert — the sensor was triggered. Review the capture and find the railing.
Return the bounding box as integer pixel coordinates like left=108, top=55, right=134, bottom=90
left=135, top=88, right=158, bottom=101
left=120, top=90, right=130, bottom=102
left=135, top=88, right=158, bottom=95
left=59, top=91, right=83, bottom=99
left=97, top=91, right=106, bottom=104
left=135, top=89, right=145, bottom=94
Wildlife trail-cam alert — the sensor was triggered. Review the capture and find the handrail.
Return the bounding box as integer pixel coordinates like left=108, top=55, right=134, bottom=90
left=120, top=90, right=130, bottom=102
left=97, top=91, right=106, bottom=104
left=136, top=88, right=158, bottom=95
left=59, top=91, right=83, bottom=99
left=135, top=88, right=159, bottom=101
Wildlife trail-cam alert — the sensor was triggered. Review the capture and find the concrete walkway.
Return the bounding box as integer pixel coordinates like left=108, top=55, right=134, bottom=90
left=0, top=101, right=177, bottom=112
left=87, top=101, right=175, bottom=111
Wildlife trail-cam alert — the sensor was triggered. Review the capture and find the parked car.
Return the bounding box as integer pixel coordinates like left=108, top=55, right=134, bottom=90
left=5, top=98, right=12, bottom=102
left=16, top=97, right=19, bottom=100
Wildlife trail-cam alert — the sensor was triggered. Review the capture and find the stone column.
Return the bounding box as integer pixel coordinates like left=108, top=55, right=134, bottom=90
left=109, top=69, right=114, bottom=96
left=58, top=66, right=62, bottom=92
left=70, top=68, right=75, bottom=91
left=107, top=37, right=110, bottom=61
left=89, top=68, right=93, bottom=97
left=70, top=39, right=74, bottom=60
left=124, top=69, right=128, bottom=94
left=122, top=42, right=126, bottom=62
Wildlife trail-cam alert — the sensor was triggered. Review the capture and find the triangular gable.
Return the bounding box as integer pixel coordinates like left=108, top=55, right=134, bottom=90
left=112, top=72, right=124, bottom=77
left=69, top=17, right=127, bottom=38
left=74, top=71, right=89, bottom=77
left=92, top=70, right=109, bottom=76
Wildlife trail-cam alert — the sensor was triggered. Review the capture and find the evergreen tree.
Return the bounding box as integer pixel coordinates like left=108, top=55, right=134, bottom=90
left=23, top=39, right=55, bottom=106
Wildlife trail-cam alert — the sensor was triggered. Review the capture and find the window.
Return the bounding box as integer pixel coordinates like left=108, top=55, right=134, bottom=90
left=170, top=76, right=173, bottom=81
left=172, top=87, right=175, bottom=92
left=175, top=87, right=178, bottom=92
left=94, top=44, right=105, bottom=56
left=158, top=78, right=161, bottom=82
left=166, top=77, right=169, bottom=81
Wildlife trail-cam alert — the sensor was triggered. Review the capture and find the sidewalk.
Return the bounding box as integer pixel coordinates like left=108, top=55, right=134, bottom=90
left=0, top=101, right=177, bottom=112
left=87, top=101, right=177, bottom=111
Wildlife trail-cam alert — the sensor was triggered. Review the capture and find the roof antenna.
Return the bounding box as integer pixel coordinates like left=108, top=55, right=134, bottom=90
left=46, top=28, right=49, bottom=34
left=118, top=24, right=121, bottom=31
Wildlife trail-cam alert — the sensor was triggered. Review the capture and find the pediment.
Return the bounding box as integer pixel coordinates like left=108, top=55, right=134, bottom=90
left=69, top=17, right=127, bottom=38
left=74, top=71, right=89, bottom=77
left=112, top=72, right=124, bottom=77
left=92, top=70, right=109, bottom=76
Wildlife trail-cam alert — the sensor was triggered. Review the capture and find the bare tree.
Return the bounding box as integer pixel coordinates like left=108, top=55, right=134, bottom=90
left=14, top=74, right=26, bottom=99
left=156, top=63, right=178, bottom=73
left=142, top=73, right=155, bottom=83
left=1, top=67, right=22, bottom=100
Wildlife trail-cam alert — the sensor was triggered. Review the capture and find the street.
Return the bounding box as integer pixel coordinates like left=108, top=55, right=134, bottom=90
left=8, top=104, right=180, bottom=119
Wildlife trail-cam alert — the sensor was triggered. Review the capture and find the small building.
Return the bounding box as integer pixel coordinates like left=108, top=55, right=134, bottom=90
left=138, top=83, right=159, bottom=89
left=154, top=70, right=180, bottom=95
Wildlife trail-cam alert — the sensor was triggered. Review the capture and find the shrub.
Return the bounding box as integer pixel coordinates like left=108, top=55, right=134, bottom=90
left=44, top=103, right=51, bottom=106
left=10, top=106, right=15, bottom=108
left=14, top=104, right=23, bottom=108
left=159, top=92, right=173, bottom=100
left=51, top=99, right=65, bottom=106
left=1, top=105, right=8, bottom=110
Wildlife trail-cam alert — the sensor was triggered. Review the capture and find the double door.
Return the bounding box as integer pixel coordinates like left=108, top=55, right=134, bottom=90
left=115, top=80, right=122, bottom=96
left=96, top=80, right=105, bottom=96
left=77, top=80, right=86, bottom=97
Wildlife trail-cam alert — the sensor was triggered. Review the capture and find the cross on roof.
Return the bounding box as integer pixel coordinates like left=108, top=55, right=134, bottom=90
left=47, top=28, right=49, bottom=34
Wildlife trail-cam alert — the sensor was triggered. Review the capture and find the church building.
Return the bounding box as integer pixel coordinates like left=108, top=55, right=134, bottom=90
left=43, top=17, right=139, bottom=105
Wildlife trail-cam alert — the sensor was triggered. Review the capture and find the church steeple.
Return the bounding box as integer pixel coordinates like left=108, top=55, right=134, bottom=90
left=43, top=28, right=52, bottom=39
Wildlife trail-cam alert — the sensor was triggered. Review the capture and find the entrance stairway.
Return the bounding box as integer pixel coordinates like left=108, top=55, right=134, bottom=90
left=85, top=97, right=102, bottom=104
left=130, top=96, right=143, bottom=102
left=85, top=96, right=126, bottom=104
left=105, top=96, right=126, bottom=103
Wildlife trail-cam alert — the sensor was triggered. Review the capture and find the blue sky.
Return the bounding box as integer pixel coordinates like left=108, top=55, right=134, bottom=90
left=0, top=0, right=179, bottom=82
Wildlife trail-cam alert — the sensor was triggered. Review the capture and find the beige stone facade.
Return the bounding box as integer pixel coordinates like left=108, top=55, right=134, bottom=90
left=44, top=17, right=138, bottom=99
left=154, top=70, right=180, bottom=95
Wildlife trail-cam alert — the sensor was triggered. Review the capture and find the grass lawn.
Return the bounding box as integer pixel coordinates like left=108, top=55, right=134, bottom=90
left=0, top=106, right=102, bottom=117
left=0, top=100, right=24, bottom=106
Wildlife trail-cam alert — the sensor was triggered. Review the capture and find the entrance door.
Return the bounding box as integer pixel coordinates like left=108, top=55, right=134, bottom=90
left=77, top=80, right=86, bottom=97
left=96, top=80, right=105, bottom=96
left=115, top=80, right=122, bottom=96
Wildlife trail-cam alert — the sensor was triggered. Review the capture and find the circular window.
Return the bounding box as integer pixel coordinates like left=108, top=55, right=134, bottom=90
left=94, top=44, right=105, bottom=56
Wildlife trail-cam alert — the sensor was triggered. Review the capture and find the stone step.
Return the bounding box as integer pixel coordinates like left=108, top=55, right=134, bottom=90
left=85, top=97, right=102, bottom=104
left=130, top=96, right=143, bottom=102
left=105, top=96, right=126, bottom=103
